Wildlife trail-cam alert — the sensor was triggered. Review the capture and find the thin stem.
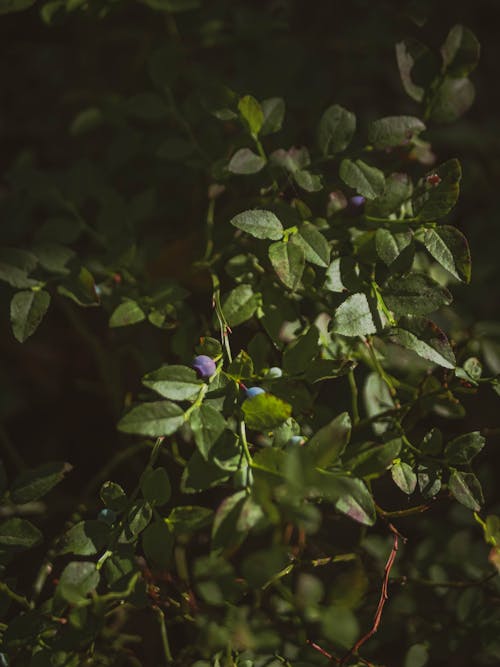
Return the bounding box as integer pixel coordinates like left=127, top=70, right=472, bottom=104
left=203, top=198, right=216, bottom=262
left=402, top=570, right=498, bottom=589
left=376, top=502, right=434, bottom=519
left=153, top=605, right=173, bottom=663
left=348, top=369, right=360, bottom=425
left=340, top=524, right=403, bottom=664
left=0, top=581, right=31, bottom=610
left=365, top=337, right=396, bottom=397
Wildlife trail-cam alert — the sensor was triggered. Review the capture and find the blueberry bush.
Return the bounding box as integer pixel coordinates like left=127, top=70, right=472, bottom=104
left=1, top=1, right=500, bottom=666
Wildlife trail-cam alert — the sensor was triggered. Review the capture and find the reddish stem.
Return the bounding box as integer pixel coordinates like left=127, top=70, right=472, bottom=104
left=340, top=523, right=404, bottom=665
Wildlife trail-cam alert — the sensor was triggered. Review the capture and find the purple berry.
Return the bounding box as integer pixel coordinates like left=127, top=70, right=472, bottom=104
left=245, top=386, right=266, bottom=399
left=350, top=195, right=366, bottom=208
left=192, top=355, right=216, bottom=379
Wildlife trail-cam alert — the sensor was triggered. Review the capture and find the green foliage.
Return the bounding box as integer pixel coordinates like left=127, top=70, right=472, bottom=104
left=0, top=3, right=498, bottom=667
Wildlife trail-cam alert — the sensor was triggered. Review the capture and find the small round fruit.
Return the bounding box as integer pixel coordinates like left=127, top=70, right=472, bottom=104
left=350, top=195, right=366, bottom=207
left=245, top=386, right=266, bottom=399
left=288, top=435, right=305, bottom=446
left=192, top=354, right=216, bottom=379
left=266, top=366, right=283, bottom=378
left=98, top=508, right=117, bottom=524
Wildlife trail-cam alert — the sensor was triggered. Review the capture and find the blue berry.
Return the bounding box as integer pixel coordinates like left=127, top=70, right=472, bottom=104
left=266, top=366, right=283, bottom=378
left=192, top=354, right=216, bottom=379
left=98, top=508, right=117, bottom=524
left=350, top=195, right=366, bottom=207
left=288, top=435, right=305, bottom=446
left=245, top=386, right=266, bottom=399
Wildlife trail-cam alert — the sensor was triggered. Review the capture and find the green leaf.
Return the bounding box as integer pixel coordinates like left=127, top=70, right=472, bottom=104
left=10, top=462, right=71, bottom=504
left=140, top=467, right=171, bottom=506
left=57, top=561, right=100, bottom=605
left=416, top=225, right=471, bottom=282
left=321, top=605, right=360, bottom=649
left=190, top=404, right=226, bottom=459
left=142, top=520, right=174, bottom=568
left=449, top=470, right=483, bottom=511
left=181, top=450, right=230, bottom=493
left=445, top=431, right=485, bottom=465
left=317, top=105, right=356, bottom=156
left=32, top=242, right=74, bottom=274
left=395, top=39, right=436, bottom=102
left=125, top=501, right=152, bottom=538
left=0, top=0, right=35, bottom=14
left=293, top=169, right=323, bottom=192
left=228, top=148, right=266, bottom=175
left=270, top=146, right=310, bottom=173
left=411, top=159, right=461, bottom=221
left=375, top=229, right=413, bottom=267
left=368, top=116, right=425, bottom=149
left=241, top=546, right=289, bottom=588
left=367, top=172, right=413, bottom=218
left=0, top=518, right=42, bottom=549
left=242, top=393, right=292, bottom=431
left=227, top=349, right=253, bottom=380
left=404, top=643, right=429, bottom=667
left=211, top=490, right=247, bottom=551
left=363, top=372, right=395, bottom=436
left=306, top=412, right=351, bottom=468
left=291, top=223, right=330, bottom=267
left=268, top=241, right=305, bottom=291
left=383, top=273, right=452, bottom=316
left=109, top=301, right=146, bottom=327
left=304, top=358, right=356, bottom=383
left=389, top=316, right=456, bottom=369
left=221, top=284, right=260, bottom=327
left=283, top=326, right=319, bottom=375
left=260, top=97, right=285, bottom=135
left=238, top=95, right=264, bottom=137
left=391, top=461, right=417, bottom=494
left=0, top=248, right=38, bottom=288
left=430, top=76, right=475, bottom=123
left=418, top=463, right=442, bottom=499
left=441, top=25, right=480, bottom=77
left=230, top=209, right=284, bottom=240
left=314, top=473, right=376, bottom=526
left=324, top=257, right=363, bottom=293
left=117, top=401, right=184, bottom=437
left=58, top=521, right=109, bottom=556
left=58, top=267, right=100, bottom=307
left=10, top=290, right=51, bottom=343
left=339, top=159, right=385, bottom=199
left=167, top=506, right=213, bottom=534
left=331, top=293, right=382, bottom=337
left=142, top=365, right=203, bottom=401
left=100, top=481, right=127, bottom=512
left=345, top=439, right=402, bottom=479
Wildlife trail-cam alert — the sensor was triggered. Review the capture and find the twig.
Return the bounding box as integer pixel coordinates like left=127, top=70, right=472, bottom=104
left=306, top=639, right=340, bottom=663
left=375, top=502, right=434, bottom=519
left=348, top=369, right=360, bottom=425
left=0, top=581, right=31, bottom=610
left=340, top=523, right=404, bottom=665
left=401, top=570, right=498, bottom=589
left=153, top=605, right=173, bottom=663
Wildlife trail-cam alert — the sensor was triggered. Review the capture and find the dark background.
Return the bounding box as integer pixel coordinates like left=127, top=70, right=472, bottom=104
left=1, top=1, right=499, bottom=663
